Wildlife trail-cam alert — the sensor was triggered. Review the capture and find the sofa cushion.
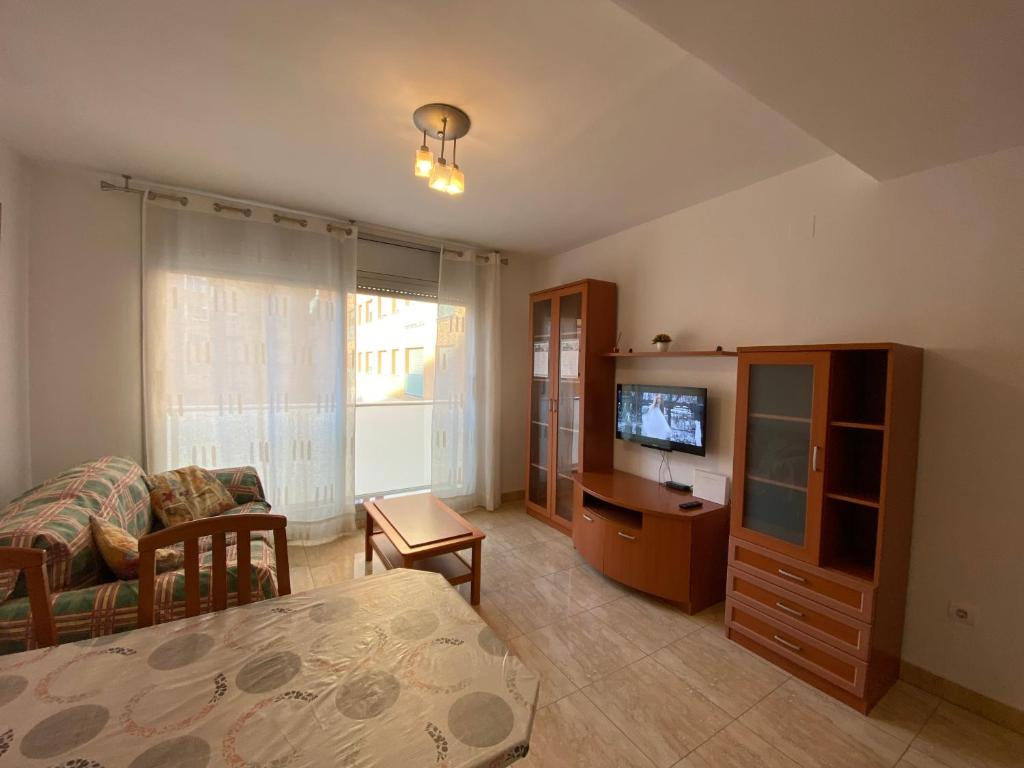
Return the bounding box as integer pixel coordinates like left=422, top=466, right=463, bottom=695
left=0, top=456, right=152, bottom=601
left=0, top=538, right=279, bottom=653
left=148, top=466, right=236, bottom=528
left=90, top=516, right=184, bottom=580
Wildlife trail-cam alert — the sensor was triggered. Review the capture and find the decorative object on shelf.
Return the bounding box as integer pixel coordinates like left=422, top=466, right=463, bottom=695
left=612, top=331, right=622, bottom=354
left=412, top=103, right=470, bottom=196
left=652, top=333, right=672, bottom=352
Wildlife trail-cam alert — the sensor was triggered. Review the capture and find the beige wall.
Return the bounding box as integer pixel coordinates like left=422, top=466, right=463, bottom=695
left=508, top=149, right=1024, bottom=709
left=0, top=143, right=31, bottom=504
left=27, top=161, right=144, bottom=482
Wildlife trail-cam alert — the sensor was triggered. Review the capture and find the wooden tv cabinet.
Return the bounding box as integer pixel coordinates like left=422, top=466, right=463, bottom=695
left=572, top=469, right=730, bottom=613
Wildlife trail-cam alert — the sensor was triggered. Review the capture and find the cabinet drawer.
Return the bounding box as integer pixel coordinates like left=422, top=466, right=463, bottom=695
left=729, top=538, right=874, bottom=622
left=603, top=520, right=646, bottom=592
left=726, top=598, right=867, bottom=697
left=574, top=507, right=605, bottom=570
left=727, top=568, right=871, bottom=660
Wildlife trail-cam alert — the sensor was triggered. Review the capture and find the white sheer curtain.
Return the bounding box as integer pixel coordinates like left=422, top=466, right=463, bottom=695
left=430, top=250, right=502, bottom=511
left=143, top=195, right=357, bottom=542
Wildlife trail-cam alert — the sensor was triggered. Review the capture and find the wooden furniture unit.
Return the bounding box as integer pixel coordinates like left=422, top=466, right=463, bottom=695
left=0, top=547, right=56, bottom=647
left=526, top=279, right=617, bottom=532
left=726, top=343, right=923, bottom=713
left=573, top=469, right=730, bottom=612
left=364, top=493, right=485, bottom=605
left=138, top=513, right=292, bottom=628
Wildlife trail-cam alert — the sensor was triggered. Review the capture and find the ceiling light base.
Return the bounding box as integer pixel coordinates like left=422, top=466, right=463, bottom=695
left=413, top=103, right=471, bottom=141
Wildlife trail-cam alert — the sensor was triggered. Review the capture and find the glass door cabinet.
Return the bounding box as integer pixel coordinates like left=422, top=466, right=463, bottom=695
left=731, top=351, right=831, bottom=562
left=525, top=280, right=616, bottom=531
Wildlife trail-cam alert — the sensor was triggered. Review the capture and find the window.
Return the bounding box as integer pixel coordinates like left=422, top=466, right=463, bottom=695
left=354, top=293, right=437, bottom=498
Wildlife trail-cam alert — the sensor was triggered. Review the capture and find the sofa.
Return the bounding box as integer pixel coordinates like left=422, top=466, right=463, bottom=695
left=0, top=456, right=281, bottom=653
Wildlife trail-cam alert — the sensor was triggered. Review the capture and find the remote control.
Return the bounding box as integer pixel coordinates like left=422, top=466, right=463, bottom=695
left=678, top=500, right=703, bottom=510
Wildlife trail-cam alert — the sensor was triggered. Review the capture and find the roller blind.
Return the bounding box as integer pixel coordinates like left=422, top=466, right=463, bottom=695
left=356, top=236, right=441, bottom=300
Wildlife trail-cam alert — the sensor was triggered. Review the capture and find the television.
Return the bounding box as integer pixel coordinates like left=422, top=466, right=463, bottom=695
left=616, top=383, right=707, bottom=456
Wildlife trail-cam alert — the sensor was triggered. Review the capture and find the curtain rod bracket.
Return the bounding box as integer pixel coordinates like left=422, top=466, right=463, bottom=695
left=213, top=202, right=252, bottom=217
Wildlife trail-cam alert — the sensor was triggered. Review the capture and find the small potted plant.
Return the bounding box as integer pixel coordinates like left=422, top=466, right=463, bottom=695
left=652, top=333, right=672, bottom=352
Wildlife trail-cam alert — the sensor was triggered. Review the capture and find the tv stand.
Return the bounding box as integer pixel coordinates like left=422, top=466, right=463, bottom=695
left=572, top=469, right=730, bottom=613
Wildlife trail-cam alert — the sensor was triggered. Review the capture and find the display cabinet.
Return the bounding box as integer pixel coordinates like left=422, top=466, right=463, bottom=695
left=727, top=343, right=923, bottom=713
left=525, top=280, right=616, bottom=532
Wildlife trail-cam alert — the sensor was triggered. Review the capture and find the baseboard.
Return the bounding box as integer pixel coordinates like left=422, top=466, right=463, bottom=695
left=500, top=489, right=525, bottom=504
left=900, top=660, right=1024, bottom=736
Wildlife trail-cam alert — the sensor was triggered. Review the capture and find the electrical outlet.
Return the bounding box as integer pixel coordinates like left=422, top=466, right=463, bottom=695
left=948, top=602, right=976, bottom=626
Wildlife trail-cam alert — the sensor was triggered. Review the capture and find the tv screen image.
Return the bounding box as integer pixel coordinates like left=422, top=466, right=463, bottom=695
left=616, top=383, right=707, bottom=456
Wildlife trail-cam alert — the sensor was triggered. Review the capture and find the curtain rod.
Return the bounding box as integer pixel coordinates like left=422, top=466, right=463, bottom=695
left=99, top=172, right=505, bottom=262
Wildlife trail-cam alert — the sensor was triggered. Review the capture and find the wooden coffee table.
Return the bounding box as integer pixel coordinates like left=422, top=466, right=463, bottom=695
left=364, top=493, right=485, bottom=605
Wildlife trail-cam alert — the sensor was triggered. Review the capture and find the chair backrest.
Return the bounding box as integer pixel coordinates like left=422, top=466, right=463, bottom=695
left=0, top=547, right=57, bottom=647
left=137, top=513, right=291, bottom=628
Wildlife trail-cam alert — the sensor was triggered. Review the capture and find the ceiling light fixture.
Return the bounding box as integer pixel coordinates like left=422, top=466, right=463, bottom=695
left=413, top=103, right=470, bottom=196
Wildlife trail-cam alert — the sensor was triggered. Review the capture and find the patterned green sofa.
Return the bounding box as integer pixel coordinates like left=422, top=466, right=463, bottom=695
left=0, top=456, right=280, bottom=654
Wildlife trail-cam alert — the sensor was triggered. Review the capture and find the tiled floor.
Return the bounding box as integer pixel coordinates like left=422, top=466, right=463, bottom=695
left=290, top=503, right=1024, bottom=768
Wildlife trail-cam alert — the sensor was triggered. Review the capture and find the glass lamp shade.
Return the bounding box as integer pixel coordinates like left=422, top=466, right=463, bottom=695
left=414, top=145, right=434, bottom=178
left=428, top=158, right=452, bottom=191
left=446, top=164, right=465, bottom=195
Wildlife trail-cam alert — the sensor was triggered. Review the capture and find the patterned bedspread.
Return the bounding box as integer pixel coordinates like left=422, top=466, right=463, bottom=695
left=0, top=568, right=539, bottom=767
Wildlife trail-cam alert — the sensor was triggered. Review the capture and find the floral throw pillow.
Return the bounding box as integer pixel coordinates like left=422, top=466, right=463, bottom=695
left=90, top=516, right=184, bottom=581
left=148, top=466, right=237, bottom=529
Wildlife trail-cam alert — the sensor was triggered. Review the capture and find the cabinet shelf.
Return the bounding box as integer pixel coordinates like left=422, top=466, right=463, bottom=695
left=826, top=491, right=881, bottom=509
left=603, top=349, right=737, bottom=358
left=750, top=413, right=811, bottom=424
left=746, top=475, right=808, bottom=493
left=831, top=420, right=885, bottom=431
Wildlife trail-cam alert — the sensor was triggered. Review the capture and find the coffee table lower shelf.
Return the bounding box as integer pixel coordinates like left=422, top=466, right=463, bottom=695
left=369, top=532, right=474, bottom=585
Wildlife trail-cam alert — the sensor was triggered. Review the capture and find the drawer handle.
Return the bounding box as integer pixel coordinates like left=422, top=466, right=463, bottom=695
left=582, top=514, right=594, bottom=523
left=617, top=531, right=636, bottom=541
left=775, top=601, right=805, bottom=618
left=772, top=634, right=803, bottom=653
left=777, top=568, right=806, bottom=583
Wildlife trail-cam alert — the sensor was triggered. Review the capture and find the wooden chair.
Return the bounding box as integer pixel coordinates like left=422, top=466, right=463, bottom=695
left=0, top=547, right=57, bottom=647
left=137, top=513, right=291, bottom=628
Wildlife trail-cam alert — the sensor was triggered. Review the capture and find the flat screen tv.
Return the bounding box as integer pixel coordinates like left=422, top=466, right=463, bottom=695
left=616, top=383, right=707, bottom=456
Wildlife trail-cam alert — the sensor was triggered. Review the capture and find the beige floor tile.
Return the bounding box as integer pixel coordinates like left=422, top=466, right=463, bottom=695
left=473, top=596, right=525, bottom=642
left=909, top=701, right=1024, bottom=768
left=519, top=690, right=656, bottom=768
left=583, top=656, right=732, bottom=767
left=490, top=576, right=587, bottom=633
left=590, top=592, right=702, bottom=654
left=894, top=747, right=948, bottom=767
left=507, top=634, right=578, bottom=708
left=867, top=681, right=940, bottom=745
left=288, top=545, right=310, bottom=568
left=547, top=564, right=630, bottom=609
left=309, top=560, right=352, bottom=587
left=690, top=601, right=726, bottom=628
left=740, top=678, right=908, bottom=768
left=652, top=626, right=788, bottom=718
left=511, top=541, right=579, bottom=577
left=288, top=566, right=315, bottom=593
left=483, top=550, right=546, bottom=592
left=675, top=721, right=803, bottom=768
left=528, top=611, right=646, bottom=688
left=492, top=522, right=555, bottom=551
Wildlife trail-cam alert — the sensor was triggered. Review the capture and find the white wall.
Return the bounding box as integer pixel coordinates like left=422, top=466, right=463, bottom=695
left=26, top=161, right=144, bottom=483
left=499, top=258, right=531, bottom=496
left=0, top=143, right=31, bottom=504
left=511, top=149, right=1024, bottom=709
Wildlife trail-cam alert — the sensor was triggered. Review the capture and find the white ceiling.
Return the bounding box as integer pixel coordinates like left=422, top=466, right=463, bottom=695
left=0, top=0, right=828, bottom=255
left=612, top=0, right=1024, bottom=180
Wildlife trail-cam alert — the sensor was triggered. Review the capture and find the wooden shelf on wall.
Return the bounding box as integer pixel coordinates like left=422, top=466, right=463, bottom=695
left=603, top=350, right=738, bottom=358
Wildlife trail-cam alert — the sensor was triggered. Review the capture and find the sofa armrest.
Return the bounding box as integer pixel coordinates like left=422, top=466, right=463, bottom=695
left=213, top=467, right=267, bottom=506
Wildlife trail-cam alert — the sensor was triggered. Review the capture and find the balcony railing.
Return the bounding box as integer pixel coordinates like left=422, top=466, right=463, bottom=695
left=354, top=400, right=433, bottom=498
